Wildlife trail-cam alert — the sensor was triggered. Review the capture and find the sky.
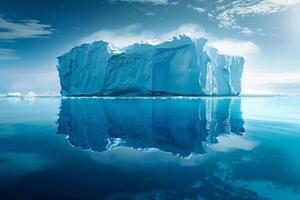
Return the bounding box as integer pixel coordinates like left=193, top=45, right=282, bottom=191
left=0, top=0, right=300, bottom=95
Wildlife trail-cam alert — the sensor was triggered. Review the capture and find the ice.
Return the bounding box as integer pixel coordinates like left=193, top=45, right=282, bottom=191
left=6, top=92, right=22, bottom=97
left=57, top=36, right=244, bottom=96
left=5, top=91, right=37, bottom=99
left=25, top=91, right=36, bottom=98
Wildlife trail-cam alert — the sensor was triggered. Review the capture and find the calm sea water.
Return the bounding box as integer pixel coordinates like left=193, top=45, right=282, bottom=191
left=0, top=97, right=300, bottom=200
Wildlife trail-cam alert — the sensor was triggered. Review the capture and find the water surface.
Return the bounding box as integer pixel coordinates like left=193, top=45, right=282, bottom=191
left=0, top=97, right=300, bottom=199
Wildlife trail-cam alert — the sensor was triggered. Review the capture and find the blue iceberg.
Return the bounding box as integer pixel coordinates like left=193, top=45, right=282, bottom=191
left=57, top=36, right=244, bottom=96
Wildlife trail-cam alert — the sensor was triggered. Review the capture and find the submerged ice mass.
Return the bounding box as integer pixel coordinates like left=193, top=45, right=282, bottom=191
left=57, top=36, right=244, bottom=96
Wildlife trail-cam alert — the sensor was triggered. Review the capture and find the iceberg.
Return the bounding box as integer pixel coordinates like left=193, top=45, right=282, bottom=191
left=57, top=36, right=244, bottom=96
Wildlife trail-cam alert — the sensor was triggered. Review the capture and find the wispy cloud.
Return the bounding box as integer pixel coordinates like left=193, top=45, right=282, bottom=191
left=138, top=7, right=155, bottom=16
left=0, top=17, right=53, bottom=40
left=108, top=0, right=171, bottom=5
left=187, top=4, right=206, bottom=14
left=0, top=48, right=19, bottom=60
left=215, top=0, right=300, bottom=35
left=80, top=24, right=156, bottom=48
left=0, top=16, right=53, bottom=60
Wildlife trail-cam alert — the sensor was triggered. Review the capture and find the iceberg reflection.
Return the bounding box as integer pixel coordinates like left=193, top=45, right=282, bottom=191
left=57, top=98, right=245, bottom=156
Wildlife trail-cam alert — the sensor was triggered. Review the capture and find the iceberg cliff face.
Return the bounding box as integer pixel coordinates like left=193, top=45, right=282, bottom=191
left=57, top=36, right=244, bottom=96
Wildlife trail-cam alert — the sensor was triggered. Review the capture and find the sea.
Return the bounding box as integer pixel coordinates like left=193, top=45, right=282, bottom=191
left=0, top=96, right=300, bottom=200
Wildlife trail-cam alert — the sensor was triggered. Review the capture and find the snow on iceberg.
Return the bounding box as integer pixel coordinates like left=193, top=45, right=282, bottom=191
left=57, top=36, right=244, bottom=96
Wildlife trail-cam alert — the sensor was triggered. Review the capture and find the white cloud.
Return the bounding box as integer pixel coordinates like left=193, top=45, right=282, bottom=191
left=0, top=48, right=19, bottom=60
left=0, top=17, right=53, bottom=40
left=81, top=23, right=260, bottom=59
left=215, top=0, right=300, bottom=35
left=81, top=24, right=209, bottom=48
left=233, top=0, right=300, bottom=16
left=187, top=4, right=206, bottom=14
left=109, top=0, right=169, bottom=5
left=80, top=24, right=208, bottom=48
left=157, top=24, right=260, bottom=58
left=138, top=7, right=155, bottom=16
left=242, top=70, right=300, bottom=94
left=0, top=16, right=53, bottom=60
left=145, top=11, right=155, bottom=16
left=160, top=24, right=209, bottom=40
left=238, top=27, right=255, bottom=36
left=80, top=24, right=156, bottom=48
left=209, top=39, right=260, bottom=57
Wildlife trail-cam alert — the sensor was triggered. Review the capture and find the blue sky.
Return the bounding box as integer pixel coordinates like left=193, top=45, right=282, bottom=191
left=0, top=0, right=299, bottom=94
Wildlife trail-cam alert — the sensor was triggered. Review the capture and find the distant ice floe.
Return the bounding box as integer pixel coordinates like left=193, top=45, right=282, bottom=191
left=5, top=91, right=36, bottom=99
left=6, top=92, right=22, bottom=97
left=25, top=91, right=36, bottom=98
left=3, top=91, right=62, bottom=99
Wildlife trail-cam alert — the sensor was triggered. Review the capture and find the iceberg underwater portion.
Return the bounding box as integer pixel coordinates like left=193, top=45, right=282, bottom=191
left=57, top=36, right=244, bottom=96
